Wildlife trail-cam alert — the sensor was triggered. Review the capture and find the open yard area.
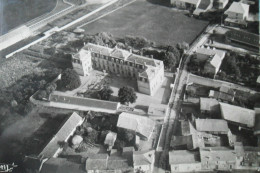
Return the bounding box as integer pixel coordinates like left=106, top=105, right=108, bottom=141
left=81, top=0, right=209, bottom=45
left=70, top=70, right=173, bottom=109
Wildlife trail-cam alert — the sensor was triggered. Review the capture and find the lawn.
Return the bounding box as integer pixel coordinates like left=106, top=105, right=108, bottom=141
left=1, top=0, right=57, bottom=35
left=81, top=0, right=209, bottom=46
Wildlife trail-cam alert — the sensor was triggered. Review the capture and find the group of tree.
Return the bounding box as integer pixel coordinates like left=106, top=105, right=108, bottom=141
left=98, top=85, right=114, bottom=100
left=118, top=86, right=137, bottom=105
left=58, top=68, right=81, bottom=91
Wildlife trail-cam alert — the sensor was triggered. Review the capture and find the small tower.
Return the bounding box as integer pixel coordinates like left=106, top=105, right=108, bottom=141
left=72, top=49, right=92, bottom=76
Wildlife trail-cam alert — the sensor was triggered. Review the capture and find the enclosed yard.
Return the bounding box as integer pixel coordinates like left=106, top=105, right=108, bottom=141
left=81, top=0, right=209, bottom=45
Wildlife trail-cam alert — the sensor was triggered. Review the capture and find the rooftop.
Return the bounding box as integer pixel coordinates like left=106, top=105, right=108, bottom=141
left=169, top=150, right=200, bottom=165
left=196, top=47, right=226, bottom=58
left=195, top=119, right=229, bottom=133
left=50, top=91, right=120, bottom=112
left=85, top=154, right=108, bottom=171
left=117, top=112, right=155, bottom=139
left=104, top=132, right=117, bottom=146
left=39, top=112, right=83, bottom=158
left=83, top=43, right=113, bottom=56
left=148, top=103, right=168, bottom=117
left=133, top=150, right=155, bottom=166
left=179, top=0, right=201, bottom=5
left=110, top=47, right=132, bottom=60
left=41, top=158, right=85, bottom=173
left=200, top=147, right=237, bottom=162
left=226, top=29, right=259, bottom=47
left=170, top=134, right=205, bottom=150
left=209, top=90, right=234, bottom=102
left=200, top=97, right=219, bottom=111
left=219, top=102, right=255, bottom=128
left=225, top=2, right=249, bottom=14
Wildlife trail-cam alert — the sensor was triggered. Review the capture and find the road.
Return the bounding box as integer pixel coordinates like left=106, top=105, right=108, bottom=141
left=154, top=24, right=217, bottom=172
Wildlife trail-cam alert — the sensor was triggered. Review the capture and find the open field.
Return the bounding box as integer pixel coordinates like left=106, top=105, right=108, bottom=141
left=1, top=0, right=57, bottom=35
left=81, top=0, right=209, bottom=45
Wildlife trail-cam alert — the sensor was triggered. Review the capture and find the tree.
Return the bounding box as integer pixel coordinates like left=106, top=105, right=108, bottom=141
left=35, top=90, right=47, bottom=100
left=60, top=68, right=81, bottom=90
left=162, top=52, right=177, bottom=70
left=46, top=82, right=57, bottom=94
left=98, top=85, right=113, bottom=100
left=118, top=86, right=137, bottom=105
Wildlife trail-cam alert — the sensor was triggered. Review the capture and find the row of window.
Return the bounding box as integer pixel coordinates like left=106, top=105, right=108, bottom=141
left=91, top=52, right=145, bottom=70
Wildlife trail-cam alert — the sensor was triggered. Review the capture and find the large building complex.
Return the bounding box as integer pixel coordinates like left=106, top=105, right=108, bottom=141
left=72, top=43, right=164, bottom=96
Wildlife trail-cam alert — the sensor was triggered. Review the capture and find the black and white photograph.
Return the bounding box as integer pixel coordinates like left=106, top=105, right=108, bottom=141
left=0, top=0, right=259, bottom=172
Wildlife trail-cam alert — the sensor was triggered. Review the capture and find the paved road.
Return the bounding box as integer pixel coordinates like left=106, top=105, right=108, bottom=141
left=153, top=24, right=217, bottom=172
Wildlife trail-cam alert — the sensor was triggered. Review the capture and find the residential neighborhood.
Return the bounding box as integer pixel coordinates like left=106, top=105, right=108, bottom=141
left=0, top=0, right=259, bottom=173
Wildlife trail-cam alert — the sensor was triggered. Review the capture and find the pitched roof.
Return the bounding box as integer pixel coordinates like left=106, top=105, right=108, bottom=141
left=180, top=120, right=197, bottom=136
left=85, top=154, right=108, bottom=171
left=226, top=29, right=259, bottom=48
left=207, top=54, right=223, bottom=71
left=83, top=43, right=113, bottom=56
left=139, top=65, right=157, bottom=79
left=219, top=102, right=255, bottom=128
left=104, top=132, right=117, bottom=146
left=50, top=92, right=119, bottom=112
left=200, top=97, right=219, bottom=111
left=195, top=119, right=229, bottom=133
left=133, top=150, right=155, bottom=166
left=170, top=134, right=205, bottom=150
left=117, top=113, right=155, bottom=139
left=225, top=2, right=249, bottom=14
left=110, top=48, right=131, bottom=60
left=200, top=147, right=237, bottom=162
left=196, top=47, right=226, bottom=58
left=148, top=103, right=167, bottom=117
left=107, top=156, right=131, bottom=170
left=209, top=90, right=234, bottom=102
left=127, top=54, right=157, bottom=67
left=178, top=0, right=201, bottom=5
left=169, top=150, right=200, bottom=164
left=41, top=158, right=85, bottom=173
left=257, top=76, right=260, bottom=84
left=39, top=112, right=83, bottom=158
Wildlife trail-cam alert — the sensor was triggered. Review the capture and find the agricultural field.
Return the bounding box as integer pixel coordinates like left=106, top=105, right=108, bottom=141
left=1, top=0, right=58, bottom=34
left=81, top=0, right=209, bottom=46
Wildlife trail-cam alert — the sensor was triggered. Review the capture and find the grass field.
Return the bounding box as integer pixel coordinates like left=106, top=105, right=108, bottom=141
left=1, top=0, right=58, bottom=35
left=81, top=0, right=209, bottom=46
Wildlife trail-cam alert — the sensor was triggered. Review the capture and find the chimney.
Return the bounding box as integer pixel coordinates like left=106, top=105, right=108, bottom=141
left=76, top=48, right=79, bottom=52
left=105, top=44, right=108, bottom=47
left=83, top=42, right=86, bottom=46
left=129, top=49, right=132, bottom=53
left=151, top=55, right=153, bottom=59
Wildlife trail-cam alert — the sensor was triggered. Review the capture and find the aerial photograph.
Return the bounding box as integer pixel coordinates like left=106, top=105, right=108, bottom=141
left=0, top=0, right=259, bottom=172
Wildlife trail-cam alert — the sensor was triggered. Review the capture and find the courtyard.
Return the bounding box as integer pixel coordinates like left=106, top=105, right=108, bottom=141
left=81, top=0, right=209, bottom=45
left=69, top=70, right=173, bottom=109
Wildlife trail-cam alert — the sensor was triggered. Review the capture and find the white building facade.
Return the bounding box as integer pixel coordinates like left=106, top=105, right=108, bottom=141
left=72, top=43, right=164, bottom=96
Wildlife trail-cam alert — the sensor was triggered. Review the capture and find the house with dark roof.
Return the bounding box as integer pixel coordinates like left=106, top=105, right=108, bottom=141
left=169, top=150, right=201, bottom=172
left=225, top=29, right=259, bottom=48
left=195, top=119, right=229, bottom=134
left=73, top=43, right=165, bottom=96
left=117, top=112, right=155, bottom=141
left=39, top=112, right=84, bottom=158
left=224, top=2, right=249, bottom=27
